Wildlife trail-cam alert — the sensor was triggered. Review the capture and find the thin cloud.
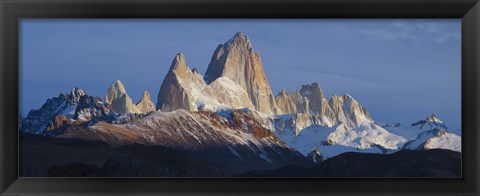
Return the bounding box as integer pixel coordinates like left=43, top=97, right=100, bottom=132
left=356, top=28, right=416, bottom=41
left=356, top=21, right=459, bottom=43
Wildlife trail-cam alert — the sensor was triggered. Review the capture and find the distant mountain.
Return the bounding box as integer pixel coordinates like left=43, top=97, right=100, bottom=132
left=402, top=128, right=461, bottom=151
left=274, top=113, right=406, bottom=158
left=276, top=83, right=373, bottom=128
left=272, top=83, right=395, bottom=158
left=21, top=87, right=109, bottom=135
left=381, top=114, right=461, bottom=152
left=411, top=114, right=448, bottom=130
left=21, top=82, right=153, bottom=135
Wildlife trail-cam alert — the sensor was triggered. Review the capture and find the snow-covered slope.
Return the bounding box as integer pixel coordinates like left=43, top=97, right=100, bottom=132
left=382, top=114, right=461, bottom=152
left=274, top=118, right=406, bottom=158
left=273, top=113, right=461, bottom=158
left=402, top=128, right=461, bottom=152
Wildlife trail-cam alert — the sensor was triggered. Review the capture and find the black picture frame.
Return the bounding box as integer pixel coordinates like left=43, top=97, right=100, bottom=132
left=1, top=0, right=479, bottom=195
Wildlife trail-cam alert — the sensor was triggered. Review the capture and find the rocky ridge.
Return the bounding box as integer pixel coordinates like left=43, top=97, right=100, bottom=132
left=56, top=109, right=312, bottom=175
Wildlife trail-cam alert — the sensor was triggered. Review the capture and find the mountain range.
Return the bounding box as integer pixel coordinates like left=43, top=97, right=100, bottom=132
left=20, top=32, right=461, bottom=177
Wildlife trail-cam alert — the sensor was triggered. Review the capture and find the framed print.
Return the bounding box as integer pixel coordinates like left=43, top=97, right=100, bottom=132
left=1, top=0, right=479, bottom=195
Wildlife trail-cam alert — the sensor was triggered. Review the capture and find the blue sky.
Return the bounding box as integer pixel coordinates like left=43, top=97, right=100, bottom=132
left=20, top=19, right=461, bottom=132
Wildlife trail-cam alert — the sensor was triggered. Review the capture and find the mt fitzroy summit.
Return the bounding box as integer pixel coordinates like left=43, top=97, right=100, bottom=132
left=157, top=32, right=279, bottom=115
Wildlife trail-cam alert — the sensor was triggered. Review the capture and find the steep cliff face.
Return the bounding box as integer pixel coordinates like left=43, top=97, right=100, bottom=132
left=156, top=53, right=198, bottom=112
left=329, top=94, right=373, bottom=128
left=105, top=80, right=141, bottom=114
left=204, top=32, right=278, bottom=115
left=136, top=90, right=156, bottom=114
left=275, top=84, right=373, bottom=129
left=157, top=33, right=278, bottom=114
left=299, top=83, right=335, bottom=125
left=156, top=53, right=252, bottom=112
left=275, top=89, right=309, bottom=115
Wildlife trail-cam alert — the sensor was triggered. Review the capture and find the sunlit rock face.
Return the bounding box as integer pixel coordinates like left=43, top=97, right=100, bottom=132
left=328, top=94, right=373, bottom=128
left=157, top=32, right=278, bottom=114
left=156, top=52, right=254, bottom=112
left=156, top=53, right=198, bottom=112
left=136, top=90, right=156, bottom=114
left=275, top=89, right=310, bottom=115
left=105, top=80, right=141, bottom=114
left=204, top=32, right=279, bottom=115
left=275, top=83, right=373, bottom=129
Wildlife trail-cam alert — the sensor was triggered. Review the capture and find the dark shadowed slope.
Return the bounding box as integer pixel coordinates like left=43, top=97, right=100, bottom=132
left=20, top=135, right=224, bottom=177
left=237, top=149, right=461, bottom=177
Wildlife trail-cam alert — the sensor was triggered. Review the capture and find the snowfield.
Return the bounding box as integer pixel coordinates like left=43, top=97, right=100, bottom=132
left=272, top=112, right=461, bottom=159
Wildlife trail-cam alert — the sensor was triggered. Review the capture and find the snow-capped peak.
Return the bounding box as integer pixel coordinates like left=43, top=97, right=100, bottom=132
left=402, top=128, right=461, bottom=152
left=426, top=114, right=443, bottom=123
left=68, top=87, right=87, bottom=104
left=411, top=114, right=447, bottom=130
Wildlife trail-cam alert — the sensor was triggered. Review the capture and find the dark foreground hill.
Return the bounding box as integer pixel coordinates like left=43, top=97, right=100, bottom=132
left=20, top=134, right=224, bottom=177
left=237, top=149, right=461, bottom=177
left=20, top=134, right=460, bottom=177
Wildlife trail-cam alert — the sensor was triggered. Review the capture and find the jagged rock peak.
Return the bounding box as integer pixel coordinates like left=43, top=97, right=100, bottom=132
left=277, top=88, right=288, bottom=96
left=224, top=32, right=253, bottom=49
left=156, top=53, right=200, bottom=112
left=105, top=80, right=126, bottom=104
left=330, top=93, right=356, bottom=103
left=136, top=90, right=156, bottom=114
left=191, top=67, right=200, bottom=74
left=426, top=114, right=442, bottom=123
left=329, top=93, right=373, bottom=128
left=275, top=88, right=310, bottom=115
left=411, top=114, right=447, bottom=129
left=70, top=87, right=86, bottom=99
left=204, top=32, right=255, bottom=84
left=299, top=82, right=325, bottom=100
left=203, top=32, right=278, bottom=115
left=114, top=80, right=127, bottom=93
left=105, top=80, right=141, bottom=114
left=67, top=87, right=87, bottom=104
left=169, top=53, right=188, bottom=73
left=141, top=90, right=151, bottom=101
